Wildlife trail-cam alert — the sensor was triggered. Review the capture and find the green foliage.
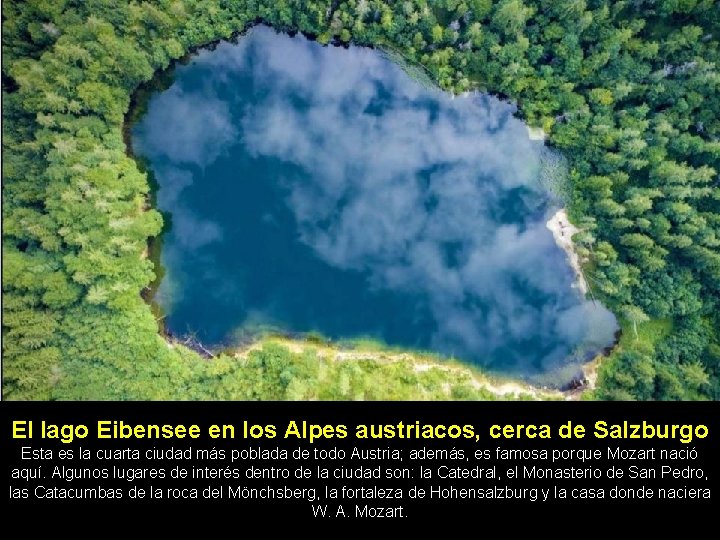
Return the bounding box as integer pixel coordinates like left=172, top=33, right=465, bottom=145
left=2, top=0, right=719, bottom=400
left=177, top=343, right=507, bottom=401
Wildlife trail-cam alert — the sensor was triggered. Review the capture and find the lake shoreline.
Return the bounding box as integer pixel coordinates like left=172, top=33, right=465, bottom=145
left=125, top=26, right=619, bottom=401
left=231, top=336, right=569, bottom=400
left=546, top=208, right=589, bottom=296
left=545, top=209, right=624, bottom=394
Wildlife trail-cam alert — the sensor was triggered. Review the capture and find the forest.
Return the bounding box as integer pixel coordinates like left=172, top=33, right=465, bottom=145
left=2, top=0, right=719, bottom=400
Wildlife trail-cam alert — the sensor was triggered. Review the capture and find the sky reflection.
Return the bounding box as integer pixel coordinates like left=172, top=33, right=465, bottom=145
left=133, top=27, right=618, bottom=379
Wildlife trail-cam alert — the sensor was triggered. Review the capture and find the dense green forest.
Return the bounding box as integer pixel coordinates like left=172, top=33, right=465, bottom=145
left=2, top=0, right=719, bottom=400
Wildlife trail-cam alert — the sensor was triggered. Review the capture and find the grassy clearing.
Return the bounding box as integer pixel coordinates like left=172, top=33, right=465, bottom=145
left=617, top=318, right=673, bottom=352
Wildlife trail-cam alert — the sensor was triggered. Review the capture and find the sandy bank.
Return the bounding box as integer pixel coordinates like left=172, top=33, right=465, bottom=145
left=527, top=125, right=547, bottom=141
left=546, top=209, right=588, bottom=295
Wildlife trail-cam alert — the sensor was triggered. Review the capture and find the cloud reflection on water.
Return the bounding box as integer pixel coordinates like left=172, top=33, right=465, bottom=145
left=134, top=27, right=617, bottom=378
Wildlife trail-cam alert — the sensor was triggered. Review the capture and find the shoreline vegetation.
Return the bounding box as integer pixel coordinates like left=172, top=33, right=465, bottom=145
left=180, top=335, right=568, bottom=400
left=239, top=337, right=568, bottom=400
left=3, top=1, right=718, bottom=401
left=164, top=328, right=601, bottom=398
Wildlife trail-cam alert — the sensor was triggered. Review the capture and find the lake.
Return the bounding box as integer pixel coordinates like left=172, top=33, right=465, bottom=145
left=132, top=26, right=617, bottom=380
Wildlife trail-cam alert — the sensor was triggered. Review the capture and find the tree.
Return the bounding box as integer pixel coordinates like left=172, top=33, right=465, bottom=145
left=621, top=305, right=650, bottom=341
left=492, top=0, right=533, bottom=37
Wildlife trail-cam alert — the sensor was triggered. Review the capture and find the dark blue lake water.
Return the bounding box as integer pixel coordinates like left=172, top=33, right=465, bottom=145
left=132, top=27, right=617, bottom=379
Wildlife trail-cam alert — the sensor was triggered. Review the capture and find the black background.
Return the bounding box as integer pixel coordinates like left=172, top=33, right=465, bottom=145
left=1, top=401, right=718, bottom=521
